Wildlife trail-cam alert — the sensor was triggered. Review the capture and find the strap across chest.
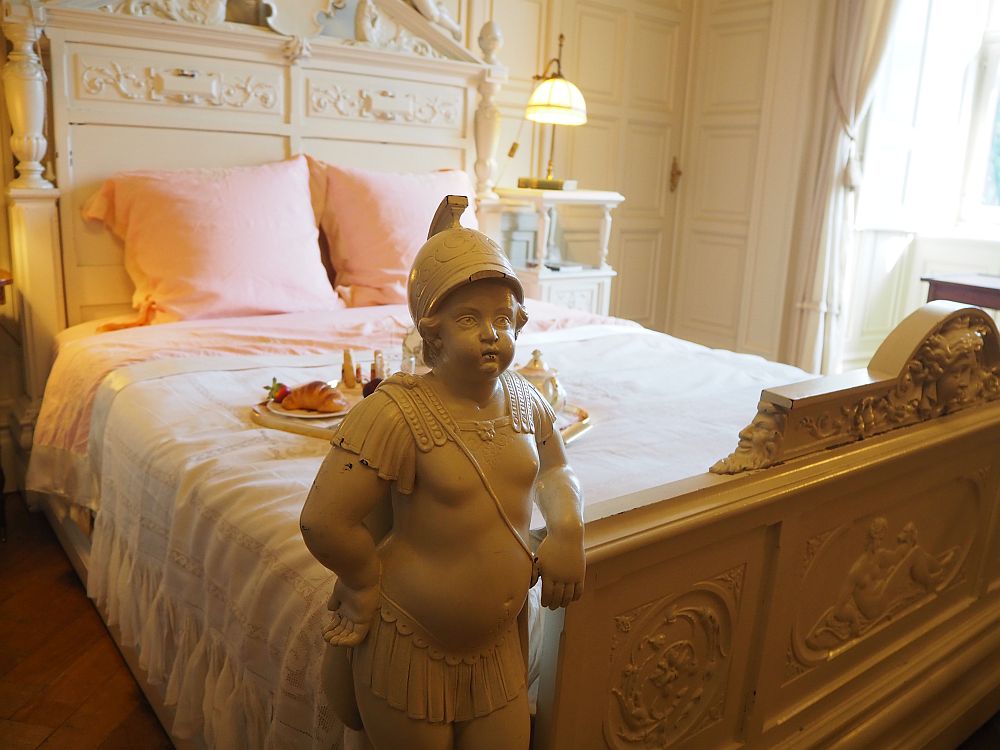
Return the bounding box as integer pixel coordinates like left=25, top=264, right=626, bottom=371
left=380, top=372, right=537, bottom=562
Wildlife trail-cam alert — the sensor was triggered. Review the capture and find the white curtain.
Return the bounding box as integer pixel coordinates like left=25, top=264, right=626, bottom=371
left=786, top=0, right=902, bottom=374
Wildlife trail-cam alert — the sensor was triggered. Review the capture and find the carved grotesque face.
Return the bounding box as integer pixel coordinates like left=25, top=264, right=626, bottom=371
left=712, top=401, right=788, bottom=474
left=736, top=406, right=782, bottom=459
left=428, top=278, right=519, bottom=382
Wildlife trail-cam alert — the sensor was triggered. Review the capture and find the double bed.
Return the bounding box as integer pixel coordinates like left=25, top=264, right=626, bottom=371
left=5, top=2, right=1000, bottom=749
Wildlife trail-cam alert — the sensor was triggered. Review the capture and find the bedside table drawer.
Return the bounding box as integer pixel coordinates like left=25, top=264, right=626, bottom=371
left=521, top=268, right=616, bottom=316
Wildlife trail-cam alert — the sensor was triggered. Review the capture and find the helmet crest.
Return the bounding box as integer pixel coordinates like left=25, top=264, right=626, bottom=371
left=407, top=195, right=524, bottom=325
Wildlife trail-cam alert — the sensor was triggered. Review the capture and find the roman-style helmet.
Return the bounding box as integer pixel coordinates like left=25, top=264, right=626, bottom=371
left=407, top=195, right=524, bottom=324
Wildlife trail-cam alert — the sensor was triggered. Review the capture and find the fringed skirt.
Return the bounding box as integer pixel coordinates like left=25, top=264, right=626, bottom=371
left=350, top=591, right=525, bottom=724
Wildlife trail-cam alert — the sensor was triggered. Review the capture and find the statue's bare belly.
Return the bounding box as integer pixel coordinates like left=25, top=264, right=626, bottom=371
left=378, top=433, right=538, bottom=651
left=381, top=530, right=532, bottom=651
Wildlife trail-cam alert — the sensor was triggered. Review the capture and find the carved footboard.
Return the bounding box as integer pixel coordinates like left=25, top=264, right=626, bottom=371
left=535, top=303, right=1000, bottom=749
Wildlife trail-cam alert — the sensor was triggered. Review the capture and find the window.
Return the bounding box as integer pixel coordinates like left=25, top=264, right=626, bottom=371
left=857, top=0, right=999, bottom=233
left=963, top=31, right=1000, bottom=221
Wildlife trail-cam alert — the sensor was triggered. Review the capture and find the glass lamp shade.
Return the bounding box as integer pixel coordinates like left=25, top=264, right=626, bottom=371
left=525, top=76, right=587, bottom=126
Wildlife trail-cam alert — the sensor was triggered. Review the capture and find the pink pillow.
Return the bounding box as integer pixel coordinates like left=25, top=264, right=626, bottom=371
left=310, top=160, right=478, bottom=307
left=83, top=155, right=343, bottom=323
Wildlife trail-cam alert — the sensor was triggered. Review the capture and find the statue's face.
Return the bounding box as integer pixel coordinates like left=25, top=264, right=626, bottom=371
left=434, top=279, right=518, bottom=381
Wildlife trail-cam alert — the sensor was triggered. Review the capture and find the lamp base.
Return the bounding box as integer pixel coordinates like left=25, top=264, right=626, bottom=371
left=517, top=176, right=578, bottom=191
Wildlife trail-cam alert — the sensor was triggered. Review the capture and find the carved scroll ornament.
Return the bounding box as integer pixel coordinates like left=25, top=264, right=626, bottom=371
left=605, top=571, right=740, bottom=749
left=80, top=61, right=278, bottom=109
left=309, top=83, right=457, bottom=125
left=712, top=306, right=1000, bottom=475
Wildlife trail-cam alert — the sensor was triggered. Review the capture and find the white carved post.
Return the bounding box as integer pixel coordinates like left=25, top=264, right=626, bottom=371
left=2, top=1, right=63, bottom=419
left=545, top=205, right=559, bottom=263
left=2, top=0, right=51, bottom=189
left=598, top=205, right=613, bottom=268
left=474, top=21, right=505, bottom=200
left=534, top=199, right=549, bottom=267
left=7, top=189, right=64, bottom=402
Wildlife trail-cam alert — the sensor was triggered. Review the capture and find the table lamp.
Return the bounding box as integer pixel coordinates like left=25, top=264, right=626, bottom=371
left=518, top=34, right=587, bottom=190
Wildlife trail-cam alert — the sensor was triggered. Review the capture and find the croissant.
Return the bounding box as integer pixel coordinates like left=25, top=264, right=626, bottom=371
left=281, top=381, right=349, bottom=413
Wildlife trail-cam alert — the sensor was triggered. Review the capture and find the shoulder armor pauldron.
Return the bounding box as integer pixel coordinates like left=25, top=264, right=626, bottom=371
left=378, top=374, right=455, bottom=452
left=503, top=371, right=544, bottom=434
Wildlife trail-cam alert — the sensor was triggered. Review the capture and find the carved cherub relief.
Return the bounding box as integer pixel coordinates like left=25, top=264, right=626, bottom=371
left=804, top=517, right=960, bottom=651
left=408, top=0, right=461, bottom=41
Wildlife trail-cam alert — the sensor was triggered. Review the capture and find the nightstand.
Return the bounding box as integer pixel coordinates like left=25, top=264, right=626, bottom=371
left=0, top=268, right=10, bottom=542
left=480, top=188, right=625, bottom=315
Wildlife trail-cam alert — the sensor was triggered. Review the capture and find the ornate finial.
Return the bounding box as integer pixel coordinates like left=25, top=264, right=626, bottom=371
left=478, top=20, right=503, bottom=64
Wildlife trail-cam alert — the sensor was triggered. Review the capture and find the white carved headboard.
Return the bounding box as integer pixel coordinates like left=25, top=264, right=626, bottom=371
left=2, top=0, right=505, bottom=411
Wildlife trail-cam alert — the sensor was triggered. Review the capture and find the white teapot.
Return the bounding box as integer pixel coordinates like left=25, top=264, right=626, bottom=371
left=516, top=349, right=567, bottom=412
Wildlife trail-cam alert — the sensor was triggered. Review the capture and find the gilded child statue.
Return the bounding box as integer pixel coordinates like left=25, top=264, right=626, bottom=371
left=300, top=196, right=586, bottom=749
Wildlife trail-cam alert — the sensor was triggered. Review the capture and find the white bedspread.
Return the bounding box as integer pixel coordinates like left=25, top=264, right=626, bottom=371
left=29, top=307, right=807, bottom=749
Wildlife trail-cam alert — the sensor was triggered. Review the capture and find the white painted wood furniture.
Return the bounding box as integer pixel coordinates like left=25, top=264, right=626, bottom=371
left=5, top=4, right=1000, bottom=750
left=480, top=187, right=624, bottom=315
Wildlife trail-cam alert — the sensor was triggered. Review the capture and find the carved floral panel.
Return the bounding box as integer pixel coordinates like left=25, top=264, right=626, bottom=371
left=306, top=74, right=461, bottom=130
left=75, top=55, right=282, bottom=114
left=604, top=566, right=743, bottom=749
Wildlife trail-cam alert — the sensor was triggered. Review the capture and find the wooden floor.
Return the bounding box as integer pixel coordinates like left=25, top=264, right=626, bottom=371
left=0, top=488, right=998, bottom=750
left=0, top=492, right=172, bottom=750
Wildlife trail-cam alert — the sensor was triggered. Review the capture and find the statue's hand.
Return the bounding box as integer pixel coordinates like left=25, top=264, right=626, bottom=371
left=535, top=533, right=585, bottom=610
left=323, top=578, right=379, bottom=647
